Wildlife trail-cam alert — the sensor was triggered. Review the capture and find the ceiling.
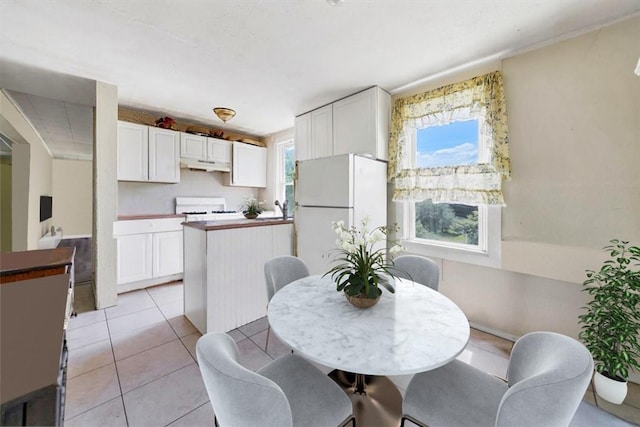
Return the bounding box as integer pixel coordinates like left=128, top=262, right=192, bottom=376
left=1, top=1, right=638, bottom=159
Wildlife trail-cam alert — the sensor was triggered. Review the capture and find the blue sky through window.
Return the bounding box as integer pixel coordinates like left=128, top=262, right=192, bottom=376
left=417, top=120, right=479, bottom=168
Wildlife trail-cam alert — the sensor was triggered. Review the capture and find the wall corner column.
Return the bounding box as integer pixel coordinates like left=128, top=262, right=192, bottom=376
left=94, top=81, right=118, bottom=309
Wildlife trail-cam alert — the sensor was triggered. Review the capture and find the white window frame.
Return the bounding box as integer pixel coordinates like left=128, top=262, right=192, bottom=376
left=276, top=139, right=294, bottom=208
left=396, top=118, right=502, bottom=268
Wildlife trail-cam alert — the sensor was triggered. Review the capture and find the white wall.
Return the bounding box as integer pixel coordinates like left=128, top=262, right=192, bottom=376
left=52, top=159, right=92, bottom=236
left=392, top=16, right=640, bottom=340
left=0, top=91, right=53, bottom=250
left=118, top=169, right=257, bottom=215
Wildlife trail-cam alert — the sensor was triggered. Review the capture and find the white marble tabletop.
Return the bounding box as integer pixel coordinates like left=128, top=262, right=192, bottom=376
left=267, top=275, right=470, bottom=376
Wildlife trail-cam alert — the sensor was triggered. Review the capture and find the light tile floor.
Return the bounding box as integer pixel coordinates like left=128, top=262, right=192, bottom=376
left=66, top=282, right=640, bottom=426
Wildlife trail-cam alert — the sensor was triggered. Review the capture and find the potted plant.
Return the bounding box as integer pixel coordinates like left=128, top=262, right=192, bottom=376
left=241, top=196, right=264, bottom=219
left=324, top=218, right=403, bottom=308
left=578, top=239, right=640, bottom=404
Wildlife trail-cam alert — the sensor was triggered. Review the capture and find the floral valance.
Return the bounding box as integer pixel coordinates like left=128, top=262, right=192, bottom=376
left=389, top=71, right=511, bottom=205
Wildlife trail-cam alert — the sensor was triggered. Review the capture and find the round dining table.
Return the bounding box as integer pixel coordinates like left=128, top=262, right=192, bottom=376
left=267, top=275, right=470, bottom=426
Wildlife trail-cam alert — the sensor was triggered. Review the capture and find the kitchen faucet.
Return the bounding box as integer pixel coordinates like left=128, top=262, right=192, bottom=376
left=274, top=200, right=288, bottom=219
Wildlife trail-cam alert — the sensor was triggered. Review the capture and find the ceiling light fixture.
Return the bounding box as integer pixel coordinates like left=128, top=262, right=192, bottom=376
left=213, top=107, right=236, bottom=123
left=326, top=0, right=344, bottom=5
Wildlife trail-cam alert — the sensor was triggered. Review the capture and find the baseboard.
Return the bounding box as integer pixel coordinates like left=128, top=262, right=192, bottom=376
left=468, top=321, right=518, bottom=342
left=117, top=274, right=183, bottom=294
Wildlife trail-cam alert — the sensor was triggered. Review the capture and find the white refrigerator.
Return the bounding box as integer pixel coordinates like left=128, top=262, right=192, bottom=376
left=295, top=153, right=387, bottom=275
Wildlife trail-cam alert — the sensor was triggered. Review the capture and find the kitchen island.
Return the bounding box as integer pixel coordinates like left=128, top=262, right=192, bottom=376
left=183, top=217, right=294, bottom=333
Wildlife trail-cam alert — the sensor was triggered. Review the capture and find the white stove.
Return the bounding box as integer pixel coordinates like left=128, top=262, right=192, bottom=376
left=176, top=197, right=245, bottom=222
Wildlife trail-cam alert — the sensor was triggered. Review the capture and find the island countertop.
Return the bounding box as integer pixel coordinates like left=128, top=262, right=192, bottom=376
left=183, top=218, right=293, bottom=231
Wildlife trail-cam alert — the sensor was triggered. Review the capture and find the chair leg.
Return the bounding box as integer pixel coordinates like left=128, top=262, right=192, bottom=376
left=340, top=415, right=356, bottom=427
left=265, top=325, right=271, bottom=351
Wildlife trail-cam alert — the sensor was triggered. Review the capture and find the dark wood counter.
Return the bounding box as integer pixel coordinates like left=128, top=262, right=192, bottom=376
left=117, top=213, right=186, bottom=221
left=1, top=247, right=75, bottom=283
left=183, top=218, right=293, bottom=231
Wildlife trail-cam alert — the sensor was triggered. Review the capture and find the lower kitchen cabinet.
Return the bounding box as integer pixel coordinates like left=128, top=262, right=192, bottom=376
left=152, top=231, right=183, bottom=277
left=114, top=217, right=184, bottom=292
left=183, top=221, right=293, bottom=334
left=116, top=233, right=153, bottom=284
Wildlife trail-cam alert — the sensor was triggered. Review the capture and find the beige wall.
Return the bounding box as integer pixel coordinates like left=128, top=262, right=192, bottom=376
left=393, top=16, right=640, bottom=340
left=0, top=91, right=53, bottom=250
left=0, top=157, right=12, bottom=251
left=52, top=159, right=92, bottom=236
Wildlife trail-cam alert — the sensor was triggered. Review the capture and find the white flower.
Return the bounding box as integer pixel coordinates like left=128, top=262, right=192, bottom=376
left=341, top=241, right=356, bottom=253
left=367, top=228, right=385, bottom=244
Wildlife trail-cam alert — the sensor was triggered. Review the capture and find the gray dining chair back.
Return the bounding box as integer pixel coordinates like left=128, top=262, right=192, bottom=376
left=263, top=256, right=310, bottom=351
left=401, top=331, right=594, bottom=427
left=264, top=255, right=310, bottom=301
left=197, top=332, right=292, bottom=427
left=196, top=332, right=355, bottom=427
left=393, top=255, right=439, bottom=291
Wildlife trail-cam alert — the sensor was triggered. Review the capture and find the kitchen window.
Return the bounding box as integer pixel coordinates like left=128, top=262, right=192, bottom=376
left=276, top=139, right=295, bottom=214
left=389, top=71, right=510, bottom=266
left=403, top=119, right=489, bottom=253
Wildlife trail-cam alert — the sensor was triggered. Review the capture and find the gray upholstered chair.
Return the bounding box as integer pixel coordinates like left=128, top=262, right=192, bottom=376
left=393, top=255, right=439, bottom=291
left=196, top=332, right=355, bottom=427
left=264, top=256, right=309, bottom=350
left=401, top=331, right=594, bottom=427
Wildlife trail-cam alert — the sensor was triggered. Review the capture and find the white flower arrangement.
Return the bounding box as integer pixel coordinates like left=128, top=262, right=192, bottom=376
left=324, top=217, right=404, bottom=298
left=241, top=196, right=265, bottom=215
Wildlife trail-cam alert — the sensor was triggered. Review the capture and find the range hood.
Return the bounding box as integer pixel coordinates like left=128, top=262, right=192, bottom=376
left=180, top=159, right=231, bottom=172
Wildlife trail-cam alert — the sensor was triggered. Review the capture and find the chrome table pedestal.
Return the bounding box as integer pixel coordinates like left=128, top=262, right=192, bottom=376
left=329, top=370, right=403, bottom=427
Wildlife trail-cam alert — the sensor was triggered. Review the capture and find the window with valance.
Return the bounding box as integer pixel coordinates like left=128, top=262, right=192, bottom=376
left=389, top=70, right=511, bottom=206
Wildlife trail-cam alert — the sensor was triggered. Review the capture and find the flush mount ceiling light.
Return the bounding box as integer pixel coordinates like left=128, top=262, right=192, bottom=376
left=213, top=107, right=236, bottom=123
left=326, top=0, right=344, bottom=5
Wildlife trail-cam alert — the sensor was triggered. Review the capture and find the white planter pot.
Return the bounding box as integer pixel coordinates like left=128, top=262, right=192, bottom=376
left=593, top=371, right=628, bottom=404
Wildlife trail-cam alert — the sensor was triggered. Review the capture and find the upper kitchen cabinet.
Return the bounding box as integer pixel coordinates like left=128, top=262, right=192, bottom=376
left=332, top=87, right=390, bottom=160
left=117, top=121, right=148, bottom=181
left=149, top=127, right=180, bottom=182
left=179, top=133, right=232, bottom=171
left=295, top=104, right=333, bottom=161
left=117, top=121, right=180, bottom=183
left=294, top=86, right=391, bottom=161
left=228, top=142, right=267, bottom=188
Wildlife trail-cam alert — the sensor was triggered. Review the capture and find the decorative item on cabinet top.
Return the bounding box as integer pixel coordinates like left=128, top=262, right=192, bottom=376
left=118, top=107, right=261, bottom=145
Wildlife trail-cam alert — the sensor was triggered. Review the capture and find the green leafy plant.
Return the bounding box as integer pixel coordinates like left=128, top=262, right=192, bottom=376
left=324, top=218, right=403, bottom=298
left=578, top=239, right=640, bottom=381
left=241, top=196, right=264, bottom=216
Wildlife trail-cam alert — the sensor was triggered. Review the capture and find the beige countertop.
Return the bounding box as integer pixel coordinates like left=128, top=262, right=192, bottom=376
left=183, top=218, right=293, bottom=231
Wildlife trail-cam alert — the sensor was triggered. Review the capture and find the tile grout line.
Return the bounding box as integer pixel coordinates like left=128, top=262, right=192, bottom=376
left=146, top=288, right=199, bottom=364
left=104, top=308, right=131, bottom=427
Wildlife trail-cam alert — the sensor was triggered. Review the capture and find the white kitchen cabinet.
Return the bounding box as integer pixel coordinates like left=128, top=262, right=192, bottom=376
left=116, top=233, right=153, bottom=284
left=114, top=217, right=184, bottom=292
left=207, top=138, right=232, bottom=163
left=294, top=104, right=333, bottom=161
left=311, top=105, right=334, bottom=159
left=117, top=122, right=148, bottom=181
left=293, top=86, right=390, bottom=161
left=117, top=121, right=180, bottom=183
left=333, top=86, right=390, bottom=160
left=149, top=127, right=180, bottom=183
left=180, top=133, right=208, bottom=160
left=152, top=230, right=183, bottom=277
left=179, top=133, right=232, bottom=169
left=229, top=142, right=267, bottom=188
left=294, top=113, right=312, bottom=161
left=183, top=222, right=294, bottom=334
